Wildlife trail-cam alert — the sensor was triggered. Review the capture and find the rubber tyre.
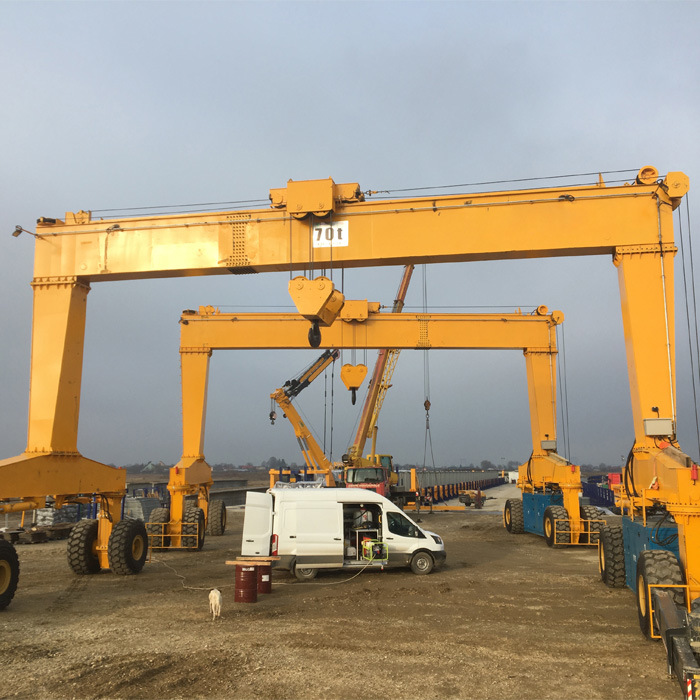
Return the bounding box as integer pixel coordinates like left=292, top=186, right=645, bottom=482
left=543, top=505, right=570, bottom=548
left=0, top=540, right=20, bottom=610
left=410, top=551, right=434, bottom=575
left=294, top=566, right=318, bottom=581
left=599, top=523, right=626, bottom=588
left=636, top=549, right=685, bottom=639
left=461, top=494, right=472, bottom=506
left=67, top=519, right=101, bottom=575
left=146, top=507, right=170, bottom=550
left=580, top=505, right=604, bottom=544
left=183, top=506, right=206, bottom=551
left=207, top=499, right=227, bottom=536
left=504, top=499, right=524, bottom=534
left=108, top=519, right=148, bottom=575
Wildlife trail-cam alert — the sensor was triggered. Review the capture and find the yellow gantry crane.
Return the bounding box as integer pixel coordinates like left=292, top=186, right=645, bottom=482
left=1, top=167, right=697, bottom=697
left=176, top=301, right=565, bottom=505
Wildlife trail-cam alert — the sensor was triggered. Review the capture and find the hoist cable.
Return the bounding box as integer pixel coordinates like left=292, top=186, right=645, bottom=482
left=368, top=169, right=638, bottom=197
left=421, top=264, right=436, bottom=468
left=330, top=361, right=335, bottom=461
left=555, top=325, right=568, bottom=461
left=323, top=370, right=328, bottom=456
left=92, top=198, right=269, bottom=215
left=656, top=198, right=676, bottom=423
left=678, top=199, right=700, bottom=460
left=559, top=324, right=571, bottom=462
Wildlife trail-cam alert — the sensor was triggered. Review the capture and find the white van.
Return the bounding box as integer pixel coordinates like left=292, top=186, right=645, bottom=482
left=241, top=488, right=446, bottom=580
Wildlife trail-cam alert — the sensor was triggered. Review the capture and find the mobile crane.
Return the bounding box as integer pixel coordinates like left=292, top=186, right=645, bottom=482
left=268, top=349, right=340, bottom=486
left=4, top=168, right=695, bottom=698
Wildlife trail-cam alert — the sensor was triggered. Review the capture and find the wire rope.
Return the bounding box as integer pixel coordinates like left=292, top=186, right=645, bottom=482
left=558, top=324, right=572, bottom=462
left=368, top=169, right=638, bottom=197
left=421, top=265, right=436, bottom=468
left=678, top=198, right=700, bottom=460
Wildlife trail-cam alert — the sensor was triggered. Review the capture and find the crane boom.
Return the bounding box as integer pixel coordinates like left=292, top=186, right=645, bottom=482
left=269, top=350, right=339, bottom=486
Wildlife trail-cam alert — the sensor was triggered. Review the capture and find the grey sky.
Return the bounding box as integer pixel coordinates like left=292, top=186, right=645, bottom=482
left=1, top=1, right=700, bottom=470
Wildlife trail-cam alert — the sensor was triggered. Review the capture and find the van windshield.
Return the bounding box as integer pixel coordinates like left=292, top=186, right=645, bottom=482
left=346, top=468, right=384, bottom=484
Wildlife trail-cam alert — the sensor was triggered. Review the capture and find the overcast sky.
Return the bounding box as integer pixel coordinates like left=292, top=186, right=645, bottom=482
left=2, top=1, right=700, bottom=471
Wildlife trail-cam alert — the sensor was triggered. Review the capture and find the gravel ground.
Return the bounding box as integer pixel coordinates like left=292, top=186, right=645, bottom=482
left=0, top=484, right=679, bottom=699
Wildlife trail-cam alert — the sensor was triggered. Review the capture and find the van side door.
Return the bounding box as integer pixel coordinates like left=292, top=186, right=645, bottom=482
left=241, top=491, right=273, bottom=556
left=296, top=502, right=343, bottom=568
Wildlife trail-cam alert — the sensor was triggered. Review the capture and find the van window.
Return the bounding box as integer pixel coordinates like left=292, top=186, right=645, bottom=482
left=386, top=511, right=425, bottom=538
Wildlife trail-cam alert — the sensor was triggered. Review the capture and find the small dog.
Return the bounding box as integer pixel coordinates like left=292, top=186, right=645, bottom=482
left=209, top=588, right=222, bottom=621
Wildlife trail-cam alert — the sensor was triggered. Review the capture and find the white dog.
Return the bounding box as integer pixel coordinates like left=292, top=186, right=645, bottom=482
left=209, top=588, right=222, bottom=620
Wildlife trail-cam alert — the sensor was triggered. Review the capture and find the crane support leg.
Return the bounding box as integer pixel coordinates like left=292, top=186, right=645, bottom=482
left=614, top=245, right=677, bottom=448
left=151, top=349, right=214, bottom=549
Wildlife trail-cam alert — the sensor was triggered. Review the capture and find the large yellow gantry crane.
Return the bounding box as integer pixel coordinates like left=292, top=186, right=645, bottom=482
left=1, top=167, right=697, bottom=696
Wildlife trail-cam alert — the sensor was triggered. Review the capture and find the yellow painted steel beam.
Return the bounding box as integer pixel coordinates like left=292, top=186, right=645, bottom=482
left=31, top=171, right=687, bottom=280
left=179, top=307, right=562, bottom=350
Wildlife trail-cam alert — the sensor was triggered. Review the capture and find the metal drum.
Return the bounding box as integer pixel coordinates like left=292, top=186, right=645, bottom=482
left=257, top=563, right=272, bottom=594
left=234, top=565, right=258, bottom=603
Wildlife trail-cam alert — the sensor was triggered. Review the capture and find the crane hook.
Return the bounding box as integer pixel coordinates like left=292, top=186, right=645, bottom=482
left=308, top=321, right=321, bottom=348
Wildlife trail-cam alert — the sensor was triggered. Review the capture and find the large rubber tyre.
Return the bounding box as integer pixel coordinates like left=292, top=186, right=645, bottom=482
left=183, top=506, right=206, bottom=551
left=207, top=499, right=227, bottom=536
left=543, top=505, right=570, bottom=548
left=108, top=519, right=148, bottom=575
left=504, top=499, right=524, bottom=534
left=580, top=505, right=604, bottom=544
left=599, top=523, right=626, bottom=588
left=67, top=519, right=100, bottom=575
left=294, top=565, right=318, bottom=581
left=146, top=507, right=170, bottom=550
left=0, top=540, right=20, bottom=610
left=410, top=550, right=434, bottom=575
left=636, top=549, right=685, bottom=639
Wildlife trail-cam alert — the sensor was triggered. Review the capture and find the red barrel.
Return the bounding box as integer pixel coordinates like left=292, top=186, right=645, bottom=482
left=235, top=565, right=258, bottom=603
left=257, top=563, right=272, bottom=594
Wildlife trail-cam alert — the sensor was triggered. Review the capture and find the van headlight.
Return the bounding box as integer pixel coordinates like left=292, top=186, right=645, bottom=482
left=431, top=534, right=443, bottom=545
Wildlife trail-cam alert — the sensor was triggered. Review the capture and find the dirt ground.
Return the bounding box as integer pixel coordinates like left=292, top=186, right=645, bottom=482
left=0, top=484, right=679, bottom=700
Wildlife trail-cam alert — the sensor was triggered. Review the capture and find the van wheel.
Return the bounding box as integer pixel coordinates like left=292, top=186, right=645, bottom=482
left=410, top=551, right=434, bottom=575
left=294, top=566, right=318, bottom=581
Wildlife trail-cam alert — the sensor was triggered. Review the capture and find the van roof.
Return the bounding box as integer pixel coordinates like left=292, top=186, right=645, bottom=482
left=269, top=487, right=392, bottom=506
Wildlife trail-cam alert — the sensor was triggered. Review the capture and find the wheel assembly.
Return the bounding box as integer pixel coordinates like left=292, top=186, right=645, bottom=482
left=636, top=549, right=684, bottom=639
left=504, top=499, right=524, bottom=534
left=580, top=504, right=604, bottom=544
left=183, top=506, right=206, bottom=551
left=0, top=540, right=20, bottom=610
left=294, top=565, right=318, bottom=581
left=410, top=551, right=434, bottom=575
left=543, top=505, right=570, bottom=548
left=206, top=499, right=227, bottom=536
left=598, top=523, right=626, bottom=588
left=67, top=519, right=101, bottom=575
left=146, top=507, right=171, bottom=550
left=108, top=518, right=149, bottom=575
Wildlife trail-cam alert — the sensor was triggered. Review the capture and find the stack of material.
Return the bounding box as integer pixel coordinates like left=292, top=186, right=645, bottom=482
left=36, top=505, right=83, bottom=525
left=124, top=497, right=161, bottom=522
